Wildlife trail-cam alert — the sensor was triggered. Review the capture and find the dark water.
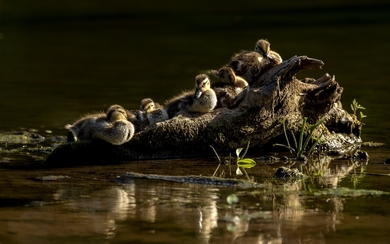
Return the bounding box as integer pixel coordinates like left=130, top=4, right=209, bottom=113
left=1, top=1, right=390, bottom=243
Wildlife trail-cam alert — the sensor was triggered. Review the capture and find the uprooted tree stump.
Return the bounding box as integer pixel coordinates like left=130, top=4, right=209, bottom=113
left=44, top=56, right=362, bottom=167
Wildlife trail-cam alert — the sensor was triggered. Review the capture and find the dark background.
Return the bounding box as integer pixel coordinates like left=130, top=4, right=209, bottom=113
left=0, top=0, right=389, bottom=142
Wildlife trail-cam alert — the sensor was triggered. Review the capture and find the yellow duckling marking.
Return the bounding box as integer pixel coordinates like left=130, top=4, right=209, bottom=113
left=65, top=104, right=135, bottom=145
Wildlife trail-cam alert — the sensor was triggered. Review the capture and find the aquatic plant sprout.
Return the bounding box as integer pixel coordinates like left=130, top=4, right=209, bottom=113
left=350, top=99, right=365, bottom=115
left=274, top=117, right=324, bottom=159
left=210, top=142, right=256, bottom=180
left=351, top=99, right=367, bottom=122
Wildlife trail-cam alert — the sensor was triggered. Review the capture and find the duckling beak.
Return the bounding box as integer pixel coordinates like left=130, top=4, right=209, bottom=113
left=194, top=88, right=202, bottom=99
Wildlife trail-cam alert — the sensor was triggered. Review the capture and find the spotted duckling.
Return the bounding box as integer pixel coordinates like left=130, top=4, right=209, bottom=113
left=228, top=39, right=282, bottom=84
left=139, top=98, right=169, bottom=125
left=165, top=74, right=217, bottom=118
left=65, top=104, right=135, bottom=145
left=211, top=66, right=249, bottom=108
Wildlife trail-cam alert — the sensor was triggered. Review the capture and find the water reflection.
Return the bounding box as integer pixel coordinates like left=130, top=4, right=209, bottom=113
left=0, top=155, right=388, bottom=243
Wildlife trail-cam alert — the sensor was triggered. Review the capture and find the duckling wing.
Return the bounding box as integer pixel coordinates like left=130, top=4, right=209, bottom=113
left=188, top=90, right=217, bottom=113
left=214, top=87, right=237, bottom=108
left=65, top=114, right=106, bottom=140
left=228, top=51, right=263, bottom=84
left=92, top=120, right=135, bottom=145
left=164, top=91, right=194, bottom=118
left=147, top=109, right=169, bottom=124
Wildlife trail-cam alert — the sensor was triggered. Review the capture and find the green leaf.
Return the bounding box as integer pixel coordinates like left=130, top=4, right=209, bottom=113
left=236, top=148, right=243, bottom=157
left=236, top=167, right=243, bottom=175
left=237, top=158, right=256, bottom=168
left=352, top=99, right=357, bottom=106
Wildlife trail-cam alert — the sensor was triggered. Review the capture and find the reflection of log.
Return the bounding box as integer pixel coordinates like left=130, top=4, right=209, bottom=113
left=44, top=56, right=362, bottom=167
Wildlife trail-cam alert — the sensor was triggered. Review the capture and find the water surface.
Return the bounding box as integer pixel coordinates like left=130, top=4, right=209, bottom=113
left=1, top=1, right=390, bottom=243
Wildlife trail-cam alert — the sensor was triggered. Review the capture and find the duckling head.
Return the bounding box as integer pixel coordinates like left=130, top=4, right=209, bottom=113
left=216, top=67, right=236, bottom=84
left=254, top=39, right=271, bottom=59
left=106, top=104, right=128, bottom=123
left=140, top=98, right=156, bottom=113
left=194, top=74, right=211, bottom=99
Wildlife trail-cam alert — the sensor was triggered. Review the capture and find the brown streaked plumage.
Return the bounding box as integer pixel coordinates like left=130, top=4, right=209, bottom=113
left=228, top=39, right=282, bottom=84
left=164, top=74, right=217, bottom=118
left=211, top=66, right=249, bottom=108
left=254, top=39, right=283, bottom=65
left=139, top=98, right=169, bottom=124
left=65, top=104, right=135, bottom=145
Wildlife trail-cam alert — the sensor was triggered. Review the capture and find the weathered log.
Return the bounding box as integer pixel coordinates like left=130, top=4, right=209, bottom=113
left=44, top=56, right=362, bottom=167
left=117, top=172, right=266, bottom=188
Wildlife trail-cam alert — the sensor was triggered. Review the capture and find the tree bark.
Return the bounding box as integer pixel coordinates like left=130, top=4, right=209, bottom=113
left=44, top=56, right=362, bottom=167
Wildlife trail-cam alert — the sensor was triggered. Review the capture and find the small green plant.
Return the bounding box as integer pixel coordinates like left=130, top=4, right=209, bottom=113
left=274, top=117, right=324, bottom=159
left=210, top=141, right=256, bottom=180
left=350, top=99, right=367, bottom=121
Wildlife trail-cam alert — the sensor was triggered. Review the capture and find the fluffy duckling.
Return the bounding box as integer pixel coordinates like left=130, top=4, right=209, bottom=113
left=139, top=98, right=169, bottom=125
left=254, top=39, right=283, bottom=65
left=65, top=104, right=135, bottom=145
left=165, top=74, right=217, bottom=118
left=228, top=39, right=282, bottom=84
left=211, top=66, right=249, bottom=108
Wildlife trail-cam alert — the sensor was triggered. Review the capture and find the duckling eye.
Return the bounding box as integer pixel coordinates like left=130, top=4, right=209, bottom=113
left=118, top=109, right=127, bottom=116
left=145, top=104, right=154, bottom=111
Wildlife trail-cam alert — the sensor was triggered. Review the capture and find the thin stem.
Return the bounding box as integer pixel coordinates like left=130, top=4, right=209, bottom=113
left=273, top=143, right=296, bottom=152
left=212, top=164, right=221, bottom=177
left=228, top=153, right=232, bottom=176
left=307, top=130, right=324, bottom=156
left=241, top=167, right=251, bottom=181
left=209, top=145, right=221, bottom=163
left=297, top=117, right=307, bottom=157
left=282, top=118, right=291, bottom=150
left=290, top=130, right=298, bottom=151
left=302, top=119, right=324, bottom=156
left=241, top=141, right=251, bottom=159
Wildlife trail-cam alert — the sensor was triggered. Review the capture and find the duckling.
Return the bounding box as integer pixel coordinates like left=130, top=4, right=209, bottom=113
left=228, top=39, right=282, bottom=84
left=124, top=109, right=149, bottom=133
left=165, top=74, right=217, bottom=118
left=211, top=66, right=249, bottom=108
left=254, top=39, right=283, bottom=66
left=65, top=104, right=135, bottom=145
left=139, top=98, right=169, bottom=124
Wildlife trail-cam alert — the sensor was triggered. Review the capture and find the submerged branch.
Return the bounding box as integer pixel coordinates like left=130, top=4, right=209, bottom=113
left=118, top=172, right=266, bottom=188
